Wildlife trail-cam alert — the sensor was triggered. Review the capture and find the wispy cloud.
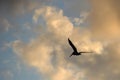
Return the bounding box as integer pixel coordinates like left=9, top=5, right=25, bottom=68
left=0, top=70, right=13, bottom=80
left=0, top=18, right=12, bottom=32
left=72, top=12, right=89, bottom=26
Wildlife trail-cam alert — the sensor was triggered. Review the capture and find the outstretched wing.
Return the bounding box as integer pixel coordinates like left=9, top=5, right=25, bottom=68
left=80, top=52, right=93, bottom=53
left=68, top=38, right=77, bottom=52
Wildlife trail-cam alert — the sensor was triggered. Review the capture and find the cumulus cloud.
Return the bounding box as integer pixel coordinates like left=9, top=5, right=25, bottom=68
left=33, top=6, right=73, bottom=37
left=82, top=0, right=120, bottom=79
left=84, top=42, right=120, bottom=80
left=11, top=1, right=120, bottom=80
left=12, top=6, right=104, bottom=80
left=89, top=0, right=120, bottom=40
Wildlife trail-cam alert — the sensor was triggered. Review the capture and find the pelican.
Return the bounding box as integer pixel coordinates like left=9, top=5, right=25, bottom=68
left=68, top=38, right=92, bottom=57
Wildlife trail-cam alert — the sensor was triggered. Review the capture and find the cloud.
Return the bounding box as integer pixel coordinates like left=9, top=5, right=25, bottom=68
left=33, top=6, right=73, bottom=37
left=0, top=70, right=13, bottom=80
left=72, top=12, right=89, bottom=26
left=81, top=0, right=120, bottom=79
left=1, top=42, right=11, bottom=51
left=12, top=6, right=104, bottom=80
left=84, top=42, right=120, bottom=80
left=0, top=18, right=12, bottom=32
left=89, top=0, right=120, bottom=40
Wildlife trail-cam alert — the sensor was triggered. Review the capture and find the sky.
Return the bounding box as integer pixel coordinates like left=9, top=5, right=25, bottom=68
left=0, top=0, right=120, bottom=80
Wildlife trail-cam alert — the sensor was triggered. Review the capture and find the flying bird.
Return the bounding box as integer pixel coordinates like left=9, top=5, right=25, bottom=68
left=68, top=38, right=92, bottom=57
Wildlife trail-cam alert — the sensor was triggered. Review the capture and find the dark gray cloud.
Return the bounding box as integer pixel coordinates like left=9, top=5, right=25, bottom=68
left=0, top=0, right=52, bottom=33
left=0, top=0, right=51, bottom=16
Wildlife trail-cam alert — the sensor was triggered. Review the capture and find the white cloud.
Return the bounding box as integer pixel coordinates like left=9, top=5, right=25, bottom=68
left=33, top=6, right=73, bottom=38
left=73, top=12, right=89, bottom=26
left=12, top=6, right=107, bottom=80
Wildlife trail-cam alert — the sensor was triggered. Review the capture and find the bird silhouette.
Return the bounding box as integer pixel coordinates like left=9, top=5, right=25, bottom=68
left=68, top=38, right=92, bottom=57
